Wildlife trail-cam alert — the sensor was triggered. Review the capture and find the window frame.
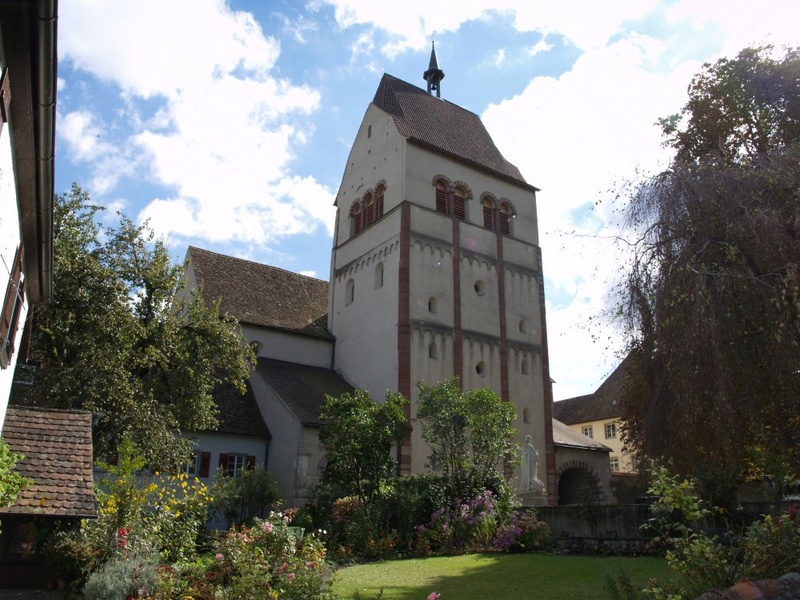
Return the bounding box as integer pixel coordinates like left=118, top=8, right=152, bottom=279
left=605, top=422, right=617, bottom=439
left=582, top=426, right=593, bottom=439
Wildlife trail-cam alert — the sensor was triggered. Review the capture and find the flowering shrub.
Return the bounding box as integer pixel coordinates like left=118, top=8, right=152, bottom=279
left=416, top=491, right=500, bottom=554
left=493, top=510, right=550, bottom=552
left=201, top=512, right=333, bottom=599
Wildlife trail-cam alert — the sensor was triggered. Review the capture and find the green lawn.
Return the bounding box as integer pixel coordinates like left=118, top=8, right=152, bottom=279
left=331, top=553, right=670, bottom=600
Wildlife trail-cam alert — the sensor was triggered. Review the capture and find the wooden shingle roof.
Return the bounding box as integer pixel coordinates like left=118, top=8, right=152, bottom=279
left=187, top=246, right=332, bottom=340
left=553, top=355, right=631, bottom=425
left=0, top=407, right=95, bottom=517
left=373, top=74, right=534, bottom=189
left=255, top=358, right=355, bottom=426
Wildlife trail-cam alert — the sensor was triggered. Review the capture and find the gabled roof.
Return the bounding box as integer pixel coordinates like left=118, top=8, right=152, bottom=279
left=553, top=355, right=631, bottom=425
left=0, top=406, right=95, bottom=518
left=212, top=378, right=270, bottom=438
left=373, top=74, right=534, bottom=189
left=552, top=419, right=611, bottom=452
left=255, top=358, right=355, bottom=426
left=187, top=246, right=332, bottom=340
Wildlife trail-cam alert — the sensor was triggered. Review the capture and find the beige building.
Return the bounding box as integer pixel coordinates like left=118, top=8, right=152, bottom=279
left=553, top=357, right=638, bottom=474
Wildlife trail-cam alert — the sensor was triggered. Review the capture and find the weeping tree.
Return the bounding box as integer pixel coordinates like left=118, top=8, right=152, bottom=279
left=617, top=46, right=800, bottom=489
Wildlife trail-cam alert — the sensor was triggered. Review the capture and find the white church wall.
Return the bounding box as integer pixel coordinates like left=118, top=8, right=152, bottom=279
left=242, top=325, right=333, bottom=369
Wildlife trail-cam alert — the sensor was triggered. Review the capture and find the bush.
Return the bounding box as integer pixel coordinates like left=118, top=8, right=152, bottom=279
left=204, top=513, right=333, bottom=599
left=83, top=549, right=159, bottom=600
left=210, top=465, right=281, bottom=527
left=743, top=510, right=800, bottom=579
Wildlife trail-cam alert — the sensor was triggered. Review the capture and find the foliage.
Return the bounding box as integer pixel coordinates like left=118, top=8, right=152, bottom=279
left=415, top=490, right=502, bottom=555
left=0, top=438, right=32, bottom=535
left=319, top=389, right=410, bottom=510
left=660, top=46, right=800, bottom=165
left=743, top=510, right=800, bottom=579
left=415, top=378, right=519, bottom=497
left=23, top=184, right=255, bottom=470
left=500, top=510, right=551, bottom=553
left=82, top=548, right=159, bottom=600
left=47, top=437, right=212, bottom=583
left=617, top=46, right=800, bottom=479
left=210, top=465, right=281, bottom=527
left=201, top=513, right=332, bottom=600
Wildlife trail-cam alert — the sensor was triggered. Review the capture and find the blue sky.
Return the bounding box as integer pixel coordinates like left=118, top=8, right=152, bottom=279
left=54, top=0, right=800, bottom=399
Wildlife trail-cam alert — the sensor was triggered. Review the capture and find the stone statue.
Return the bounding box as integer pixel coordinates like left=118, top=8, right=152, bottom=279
left=521, top=434, right=544, bottom=493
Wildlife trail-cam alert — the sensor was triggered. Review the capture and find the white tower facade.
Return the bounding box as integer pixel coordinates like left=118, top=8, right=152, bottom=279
left=328, top=73, right=556, bottom=503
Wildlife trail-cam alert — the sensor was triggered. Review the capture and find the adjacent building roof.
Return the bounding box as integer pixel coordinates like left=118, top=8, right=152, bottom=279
left=0, top=406, right=95, bottom=518
left=255, top=358, right=355, bottom=426
left=373, top=74, right=534, bottom=189
left=187, top=246, right=332, bottom=340
left=212, top=378, right=270, bottom=438
left=552, top=418, right=611, bottom=452
left=553, top=355, right=631, bottom=425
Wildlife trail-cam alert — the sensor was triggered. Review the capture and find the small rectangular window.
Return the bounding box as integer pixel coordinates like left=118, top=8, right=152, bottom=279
left=605, top=423, right=617, bottom=439
left=609, top=456, right=620, bottom=472
left=582, top=426, right=593, bottom=439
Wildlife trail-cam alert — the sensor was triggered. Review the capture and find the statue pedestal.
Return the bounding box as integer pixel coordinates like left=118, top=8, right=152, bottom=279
left=519, top=481, right=547, bottom=506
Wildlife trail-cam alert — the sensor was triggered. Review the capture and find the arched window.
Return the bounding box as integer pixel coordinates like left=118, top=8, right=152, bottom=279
left=429, top=342, right=438, bottom=359
left=435, top=180, right=448, bottom=214
left=351, top=202, right=363, bottom=236
left=482, top=197, right=495, bottom=230
left=345, top=279, right=355, bottom=305
left=499, top=201, right=513, bottom=236
left=374, top=262, right=384, bottom=289
left=428, top=296, right=438, bottom=313
left=523, top=407, right=530, bottom=424
left=452, top=185, right=467, bottom=221
left=364, top=193, right=375, bottom=227
left=375, top=184, right=385, bottom=220
left=521, top=359, right=530, bottom=375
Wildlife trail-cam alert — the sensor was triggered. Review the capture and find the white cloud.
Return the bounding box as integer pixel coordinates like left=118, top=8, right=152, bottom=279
left=59, top=0, right=328, bottom=246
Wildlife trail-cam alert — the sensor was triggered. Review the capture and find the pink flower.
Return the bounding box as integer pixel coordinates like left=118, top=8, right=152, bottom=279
left=215, top=553, right=224, bottom=561
left=261, top=521, right=274, bottom=534
left=281, top=562, right=289, bottom=572
left=428, top=593, right=441, bottom=600
left=288, top=573, right=296, bottom=581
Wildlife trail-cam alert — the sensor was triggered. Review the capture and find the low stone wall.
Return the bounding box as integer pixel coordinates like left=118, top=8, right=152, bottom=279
left=538, top=504, right=651, bottom=540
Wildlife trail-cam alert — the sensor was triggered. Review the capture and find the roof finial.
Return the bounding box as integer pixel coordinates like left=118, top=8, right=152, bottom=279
left=423, top=39, right=445, bottom=98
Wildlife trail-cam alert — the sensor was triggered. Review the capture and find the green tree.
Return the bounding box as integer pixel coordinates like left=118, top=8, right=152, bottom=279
left=617, top=47, right=800, bottom=483
left=318, top=389, right=410, bottom=510
left=20, top=184, right=255, bottom=470
left=211, top=465, right=281, bottom=526
left=661, top=45, right=800, bottom=165
left=0, top=438, right=32, bottom=536
left=416, top=378, right=519, bottom=493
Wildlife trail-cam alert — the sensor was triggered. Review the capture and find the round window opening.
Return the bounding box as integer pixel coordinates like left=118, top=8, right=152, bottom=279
left=474, top=280, right=487, bottom=296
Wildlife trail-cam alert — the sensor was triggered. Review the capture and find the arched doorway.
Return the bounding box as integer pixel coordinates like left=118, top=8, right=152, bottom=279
left=557, top=464, right=602, bottom=505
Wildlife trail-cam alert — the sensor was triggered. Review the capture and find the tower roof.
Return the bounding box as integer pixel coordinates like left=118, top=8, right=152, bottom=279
left=372, top=73, right=532, bottom=188
left=423, top=40, right=445, bottom=97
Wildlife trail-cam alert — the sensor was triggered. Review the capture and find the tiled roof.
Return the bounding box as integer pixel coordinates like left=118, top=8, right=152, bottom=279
left=553, top=355, right=631, bottom=425
left=0, top=407, right=95, bottom=517
left=552, top=418, right=611, bottom=452
left=187, top=246, right=332, bottom=340
left=373, top=74, right=532, bottom=188
left=211, top=378, right=270, bottom=438
left=255, top=358, right=355, bottom=426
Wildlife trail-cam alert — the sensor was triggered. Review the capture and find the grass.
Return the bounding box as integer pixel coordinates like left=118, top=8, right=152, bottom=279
left=331, top=553, right=670, bottom=600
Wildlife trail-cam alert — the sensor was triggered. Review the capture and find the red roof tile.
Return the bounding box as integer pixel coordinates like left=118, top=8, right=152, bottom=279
left=373, top=74, right=534, bottom=189
left=187, top=247, right=331, bottom=340
left=0, top=407, right=95, bottom=517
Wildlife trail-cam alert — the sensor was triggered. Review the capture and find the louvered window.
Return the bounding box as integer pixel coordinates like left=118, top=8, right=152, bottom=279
left=452, top=194, right=466, bottom=221
left=482, top=202, right=494, bottom=230
left=364, top=194, right=375, bottom=227
left=375, top=185, right=385, bottom=219
left=435, top=186, right=448, bottom=214
left=499, top=202, right=512, bottom=235
left=352, top=202, right=363, bottom=235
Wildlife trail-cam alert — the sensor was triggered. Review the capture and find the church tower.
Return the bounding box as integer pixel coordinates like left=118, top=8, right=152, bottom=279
left=328, top=54, right=556, bottom=504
